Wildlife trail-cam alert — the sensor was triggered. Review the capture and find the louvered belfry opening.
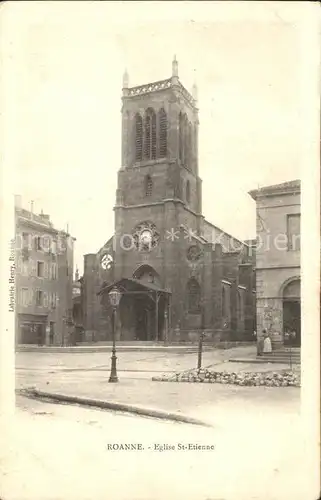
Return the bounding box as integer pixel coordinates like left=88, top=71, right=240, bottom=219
left=135, top=113, right=143, bottom=161
left=159, top=108, right=167, bottom=158
left=134, top=107, right=168, bottom=163
left=144, top=108, right=156, bottom=160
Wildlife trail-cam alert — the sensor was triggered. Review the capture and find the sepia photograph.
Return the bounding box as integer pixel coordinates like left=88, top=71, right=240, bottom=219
left=0, top=1, right=320, bottom=500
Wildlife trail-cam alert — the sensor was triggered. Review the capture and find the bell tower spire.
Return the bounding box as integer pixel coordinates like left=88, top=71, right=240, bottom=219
left=172, top=55, right=178, bottom=78
left=192, top=70, right=198, bottom=103
left=122, top=68, right=129, bottom=89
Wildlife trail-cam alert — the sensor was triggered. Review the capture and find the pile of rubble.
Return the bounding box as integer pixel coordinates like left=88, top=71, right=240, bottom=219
left=152, top=368, right=300, bottom=387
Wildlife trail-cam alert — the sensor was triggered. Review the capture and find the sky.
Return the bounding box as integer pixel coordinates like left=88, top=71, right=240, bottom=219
left=1, top=1, right=313, bottom=274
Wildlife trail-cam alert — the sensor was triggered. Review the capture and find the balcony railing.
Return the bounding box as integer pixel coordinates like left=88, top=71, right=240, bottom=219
left=126, top=78, right=195, bottom=105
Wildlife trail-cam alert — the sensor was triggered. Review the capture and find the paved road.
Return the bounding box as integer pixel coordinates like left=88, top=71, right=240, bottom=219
left=1, top=394, right=311, bottom=500
left=16, top=368, right=300, bottom=421
left=15, top=347, right=300, bottom=423
left=3, top=348, right=310, bottom=500
left=16, top=345, right=293, bottom=374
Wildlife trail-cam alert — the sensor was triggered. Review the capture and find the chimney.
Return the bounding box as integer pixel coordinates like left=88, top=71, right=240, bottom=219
left=39, top=211, right=50, bottom=222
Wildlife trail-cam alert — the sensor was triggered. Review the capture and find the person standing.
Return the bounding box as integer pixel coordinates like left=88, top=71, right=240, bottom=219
left=263, top=329, right=272, bottom=353
left=257, top=329, right=265, bottom=356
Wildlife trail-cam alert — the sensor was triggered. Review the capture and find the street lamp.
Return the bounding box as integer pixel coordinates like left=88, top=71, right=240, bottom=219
left=197, top=305, right=205, bottom=370
left=108, top=287, right=122, bottom=383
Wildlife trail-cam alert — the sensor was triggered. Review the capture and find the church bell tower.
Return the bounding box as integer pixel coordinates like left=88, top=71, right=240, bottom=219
left=113, top=57, right=203, bottom=331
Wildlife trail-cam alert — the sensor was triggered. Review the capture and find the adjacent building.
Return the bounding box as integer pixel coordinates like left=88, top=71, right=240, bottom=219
left=15, top=196, right=75, bottom=346
left=249, top=180, right=301, bottom=349
left=82, top=59, right=256, bottom=344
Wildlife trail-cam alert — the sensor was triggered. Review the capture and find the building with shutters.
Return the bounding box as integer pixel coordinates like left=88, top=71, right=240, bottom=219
left=15, top=196, right=75, bottom=346
left=249, top=180, right=301, bottom=349
left=82, top=58, right=256, bottom=344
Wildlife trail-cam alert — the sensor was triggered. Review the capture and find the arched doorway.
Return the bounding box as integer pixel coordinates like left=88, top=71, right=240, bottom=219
left=132, top=266, right=165, bottom=341
left=282, top=278, right=301, bottom=346
left=133, top=264, right=161, bottom=287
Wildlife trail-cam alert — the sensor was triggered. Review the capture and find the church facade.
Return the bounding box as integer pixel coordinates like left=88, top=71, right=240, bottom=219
left=82, top=59, right=256, bottom=344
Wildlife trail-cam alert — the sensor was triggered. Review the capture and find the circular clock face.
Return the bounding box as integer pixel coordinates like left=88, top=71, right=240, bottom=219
left=101, top=253, right=113, bottom=270
left=140, top=229, right=152, bottom=245
left=133, top=221, right=159, bottom=252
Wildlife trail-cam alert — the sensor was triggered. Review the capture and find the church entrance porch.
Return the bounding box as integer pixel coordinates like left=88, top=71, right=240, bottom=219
left=98, top=278, right=171, bottom=343
left=134, top=293, right=167, bottom=341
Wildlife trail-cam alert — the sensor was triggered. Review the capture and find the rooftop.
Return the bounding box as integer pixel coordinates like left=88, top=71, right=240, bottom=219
left=122, top=56, right=197, bottom=108
left=15, top=198, right=75, bottom=239
left=248, top=179, right=301, bottom=200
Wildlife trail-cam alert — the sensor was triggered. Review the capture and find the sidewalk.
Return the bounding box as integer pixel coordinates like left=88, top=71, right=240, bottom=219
left=17, top=344, right=214, bottom=353
left=16, top=345, right=257, bottom=372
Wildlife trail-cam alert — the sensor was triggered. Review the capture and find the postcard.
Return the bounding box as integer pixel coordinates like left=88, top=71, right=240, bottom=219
left=0, top=2, right=320, bottom=499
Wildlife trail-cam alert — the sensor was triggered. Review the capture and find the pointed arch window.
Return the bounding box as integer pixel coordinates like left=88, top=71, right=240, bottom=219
left=179, top=112, right=184, bottom=163
left=135, top=113, right=143, bottom=162
left=237, top=289, right=245, bottom=329
left=222, top=285, right=231, bottom=329
left=144, top=108, right=156, bottom=160
left=159, top=108, right=167, bottom=158
left=144, top=174, right=153, bottom=197
left=187, top=122, right=193, bottom=170
left=186, top=180, right=190, bottom=204
left=187, top=278, right=201, bottom=313
left=222, top=287, right=226, bottom=317
left=184, top=115, right=189, bottom=166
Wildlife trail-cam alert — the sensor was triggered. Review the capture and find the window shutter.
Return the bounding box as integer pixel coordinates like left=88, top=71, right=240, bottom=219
left=43, top=235, right=50, bottom=252
left=29, top=289, right=34, bottom=306
left=23, top=261, right=28, bottom=276
left=16, top=256, right=22, bottom=274
left=51, top=240, right=57, bottom=254
left=31, top=259, right=37, bottom=277
left=43, top=292, right=48, bottom=308
left=44, top=262, right=49, bottom=279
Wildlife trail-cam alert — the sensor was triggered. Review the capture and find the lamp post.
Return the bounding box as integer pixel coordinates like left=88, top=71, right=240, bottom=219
left=108, top=287, right=122, bottom=383
left=164, top=309, right=168, bottom=346
left=197, top=305, right=205, bottom=370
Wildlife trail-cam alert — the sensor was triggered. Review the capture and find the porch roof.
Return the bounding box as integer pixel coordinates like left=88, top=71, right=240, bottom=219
left=97, top=277, right=171, bottom=297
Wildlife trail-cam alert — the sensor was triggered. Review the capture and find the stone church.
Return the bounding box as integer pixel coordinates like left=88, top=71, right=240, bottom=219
left=82, top=58, right=256, bottom=344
